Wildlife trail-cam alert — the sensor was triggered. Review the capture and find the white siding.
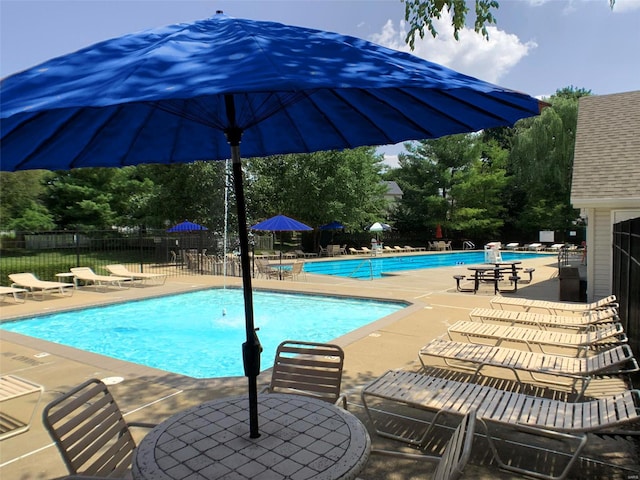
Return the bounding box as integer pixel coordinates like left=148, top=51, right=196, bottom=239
left=591, top=208, right=612, bottom=300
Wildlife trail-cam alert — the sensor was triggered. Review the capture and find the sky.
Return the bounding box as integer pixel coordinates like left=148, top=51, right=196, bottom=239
left=1, top=0, right=639, bottom=166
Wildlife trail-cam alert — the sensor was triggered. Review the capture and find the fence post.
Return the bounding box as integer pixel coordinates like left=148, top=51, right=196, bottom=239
left=75, top=230, right=80, bottom=267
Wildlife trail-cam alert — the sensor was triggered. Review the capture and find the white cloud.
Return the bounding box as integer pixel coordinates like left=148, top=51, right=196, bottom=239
left=369, top=14, right=536, bottom=84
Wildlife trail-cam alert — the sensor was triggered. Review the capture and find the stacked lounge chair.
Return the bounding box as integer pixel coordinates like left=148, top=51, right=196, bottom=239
left=468, top=307, right=618, bottom=331
left=490, top=294, right=618, bottom=314
left=419, top=337, right=638, bottom=398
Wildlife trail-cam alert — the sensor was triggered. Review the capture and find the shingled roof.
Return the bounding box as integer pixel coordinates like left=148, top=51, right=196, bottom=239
left=571, top=90, right=640, bottom=208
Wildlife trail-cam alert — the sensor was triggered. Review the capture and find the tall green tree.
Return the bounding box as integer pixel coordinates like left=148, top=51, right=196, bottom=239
left=42, top=167, right=154, bottom=230
left=388, top=134, right=479, bottom=234
left=508, top=87, right=590, bottom=236
left=136, top=161, right=230, bottom=230
left=0, top=170, right=55, bottom=231
left=246, top=148, right=387, bottom=230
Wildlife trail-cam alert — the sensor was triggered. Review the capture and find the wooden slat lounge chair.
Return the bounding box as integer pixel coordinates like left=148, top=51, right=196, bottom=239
left=490, top=294, right=618, bottom=314
left=362, top=369, right=640, bottom=480
left=469, top=307, right=619, bottom=331
left=419, top=337, right=639, bottom=398
left=448, top=320, right=627, bottom=355
left=262, top=340, right=347, bottom=408
left=0, top=285, right=27, bottom=303
left=70, top=267, right=131, bottom=291
left=105, top=264, right=167, bottom=285
left=9, top=273, right=74, bottom=300
left=371, top=410, right=476, bottom=480
left=0, top=375, right=43, bottom=440
left=43, top=378, right=155, bottom=478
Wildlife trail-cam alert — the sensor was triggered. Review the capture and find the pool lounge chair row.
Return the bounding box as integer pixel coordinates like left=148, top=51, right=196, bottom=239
left=361, top=369, right=640, bottom=480
left=6, top=265, right=167, bottom=299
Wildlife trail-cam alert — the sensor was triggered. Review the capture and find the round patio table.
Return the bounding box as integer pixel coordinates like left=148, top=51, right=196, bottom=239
left=132, top=393, right=371, bottom=480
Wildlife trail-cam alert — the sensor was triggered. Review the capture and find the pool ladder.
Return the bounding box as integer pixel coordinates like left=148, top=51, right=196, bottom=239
left=463, top=241, right=475, bottom=250
left=348, top=259, right=374, bottom=280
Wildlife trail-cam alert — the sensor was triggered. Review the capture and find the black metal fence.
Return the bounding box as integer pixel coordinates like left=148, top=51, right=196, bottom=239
left=612, top=217, right=640, bottom=359
left=0, top=229, right=242, bottom=285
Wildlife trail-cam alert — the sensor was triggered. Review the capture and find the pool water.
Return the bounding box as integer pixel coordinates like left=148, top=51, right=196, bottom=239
left=304, top=251, right=546, bottom=279
left=0, top=288, right=405, bottom=378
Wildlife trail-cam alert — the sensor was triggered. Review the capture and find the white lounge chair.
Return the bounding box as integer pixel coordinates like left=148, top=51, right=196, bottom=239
left=0, top=285, right=27, bottom=303
left=419, top=337, right=638, bottom=398
left=469, top=307, right=618, bottom=331
left=106, top=264, right=166, bottom=285
left=503, top=242, right=520, bottom=250
left=362, top=370, right=640, bottom=480
left=70, top=267, right=131, bottom=291
left=490, top=294, right=618, bottom=314
left=9, top=273, right=74, bottom=300
left=526, top=243, right=543, bottom=251
left=448, top=320, right=626, bottom=355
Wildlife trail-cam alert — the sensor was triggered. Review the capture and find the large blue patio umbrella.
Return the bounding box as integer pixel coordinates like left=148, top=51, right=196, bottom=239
left=0, top=12, right=543, bottom=437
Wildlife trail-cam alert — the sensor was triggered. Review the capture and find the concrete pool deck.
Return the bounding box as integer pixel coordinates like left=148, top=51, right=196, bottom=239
left=1, top=253, right=637, bottom=479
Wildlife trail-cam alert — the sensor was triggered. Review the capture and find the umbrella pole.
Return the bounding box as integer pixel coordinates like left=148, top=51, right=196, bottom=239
left=229, top=137, right=262, bottom=438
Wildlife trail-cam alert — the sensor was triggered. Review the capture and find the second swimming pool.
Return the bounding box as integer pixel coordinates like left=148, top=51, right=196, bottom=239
left=0, top=288, right=405, bottom=379
left=304, top=251, right=547, bottom=279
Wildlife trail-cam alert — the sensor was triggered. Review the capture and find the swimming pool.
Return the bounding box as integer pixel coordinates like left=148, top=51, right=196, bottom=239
left=304, top=251, right=547, bottom=279
left=0, top=288, right=405, bottom=379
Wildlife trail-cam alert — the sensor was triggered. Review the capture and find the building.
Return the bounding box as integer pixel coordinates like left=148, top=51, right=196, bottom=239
left=570, top=91, right=640, bottom=300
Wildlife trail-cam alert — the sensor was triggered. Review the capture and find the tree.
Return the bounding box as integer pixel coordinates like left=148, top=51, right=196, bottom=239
left=0, top=170, right=54, bottom=231
left=404, top=0, right=617, bottom=47
left=246, top=148, right=387, bottom=230
left=42, top=167, right=154, bottom=230
left=387, top=134, right=480, bottom=235
left=507, top=87, right=591, bottom=237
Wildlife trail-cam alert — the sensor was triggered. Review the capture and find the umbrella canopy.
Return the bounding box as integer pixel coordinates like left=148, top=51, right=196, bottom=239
left=0, top=12, right=542, bottom=438
left=167, top=220, right=208, bottom=232
left=369, top=222, right=392, bottom=232
left=319, top=221, right=345, bottom=231
left=250, top=215, right=312, bottom=232
left=435, top=224, right=443, bottom=239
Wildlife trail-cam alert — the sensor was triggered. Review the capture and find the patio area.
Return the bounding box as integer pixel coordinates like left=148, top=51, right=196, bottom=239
left=1, top=253, right=637, bottom=479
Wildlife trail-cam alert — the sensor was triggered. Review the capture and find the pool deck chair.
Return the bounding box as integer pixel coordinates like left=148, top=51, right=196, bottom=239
left=0, top=375, right=44, bottom=440
left=262, top=340, right=347, bottom=408
left=70, top=267, right=131, bottom=291
left=370, top=410, right=476, bottom=480
left=469, top=307, right=619, bottom=331
left=448, top=320, right=627, bottom=355
left=419, top=337, right=639, bottom=398
left=9, top=273, right=74, bottom=300
left=43, top=378, right=155, bottom=478
left=361, top=370, right=640, bottom=480
left=105, top=264, right=167, bottom=285
left=490, top=294, right=618, bottom=315
left=0, top=286, right=27, bottom=303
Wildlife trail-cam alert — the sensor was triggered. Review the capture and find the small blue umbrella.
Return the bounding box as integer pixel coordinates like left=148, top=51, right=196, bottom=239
left=0, top=12, right=543, bottom=437
left=166, top=220, right=208, bottom=232
left=319, top=221, right=345, bottom=231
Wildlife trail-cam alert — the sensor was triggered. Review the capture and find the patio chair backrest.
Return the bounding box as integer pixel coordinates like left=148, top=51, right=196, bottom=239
left=42, top=378, right=152, bottom=477
left=266, top=340, right=346, bottom=408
